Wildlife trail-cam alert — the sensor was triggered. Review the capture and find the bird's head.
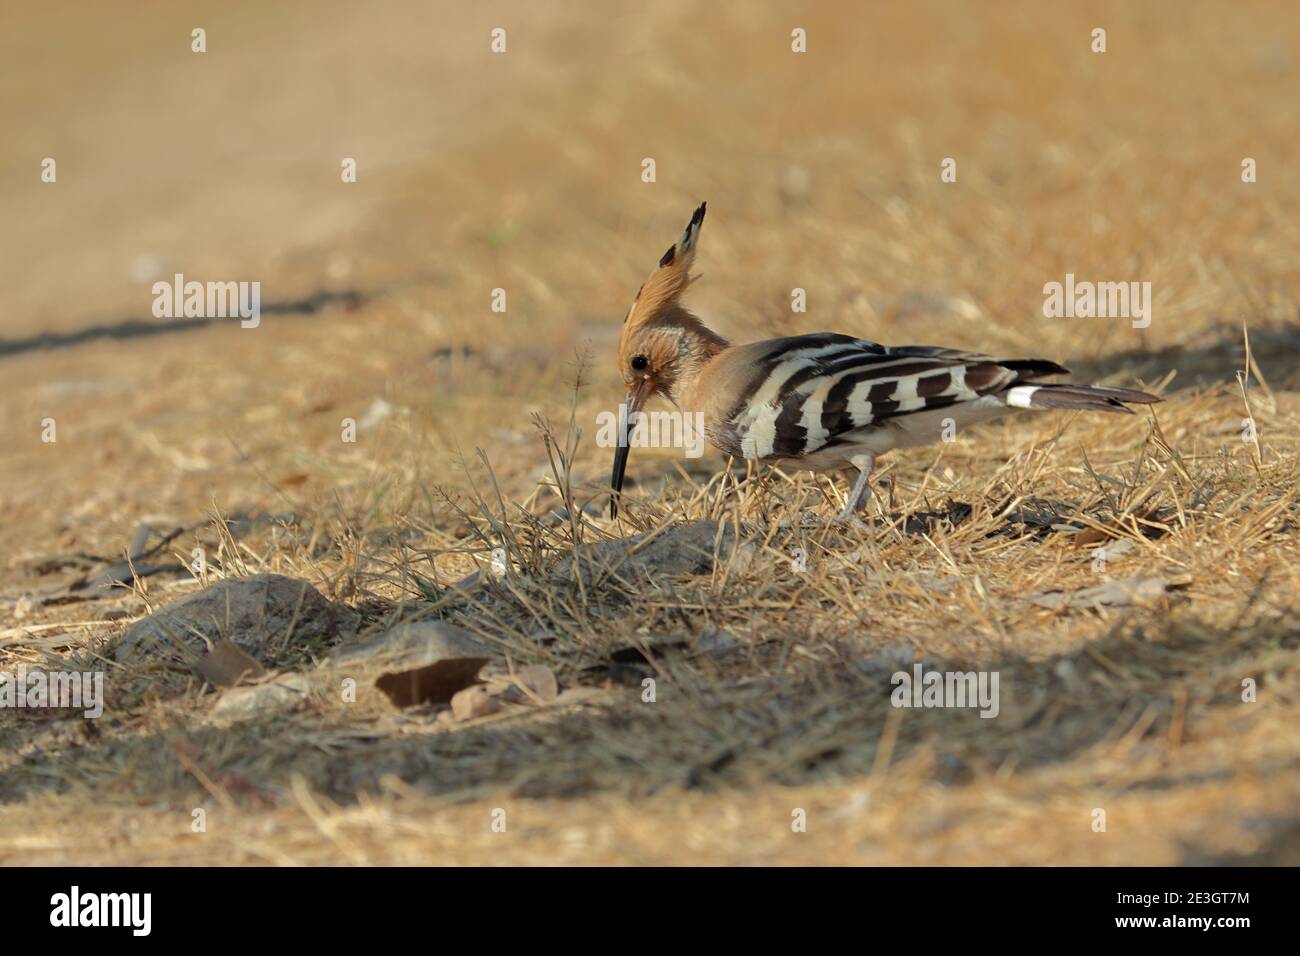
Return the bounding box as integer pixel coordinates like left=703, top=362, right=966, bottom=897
left=611, top=202, right=720, bottom=517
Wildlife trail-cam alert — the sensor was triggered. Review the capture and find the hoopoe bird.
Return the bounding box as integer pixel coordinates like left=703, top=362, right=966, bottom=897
left=610, top=202, right=1161, bottom=520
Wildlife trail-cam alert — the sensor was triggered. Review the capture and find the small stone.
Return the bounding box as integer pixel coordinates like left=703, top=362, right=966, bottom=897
left=449, top=570, right=484, bottom=594
left=358, top=398, right=394, bottom=431
left=779, top=164, right=813, bottom=207
left=210, top=673, right=311, bottom=723
left=196, top=639, right=267, bottom=688
left=697, top=628, right=740, bottom=657
left=858, top=643, right=915, bottom=676
left=451, top=685, right=502, bottom=721
left=497, top=664, right=559, bottom=704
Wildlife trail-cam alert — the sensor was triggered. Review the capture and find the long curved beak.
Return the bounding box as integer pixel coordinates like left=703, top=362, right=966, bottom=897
left=609, top=381, right=650, bottom=518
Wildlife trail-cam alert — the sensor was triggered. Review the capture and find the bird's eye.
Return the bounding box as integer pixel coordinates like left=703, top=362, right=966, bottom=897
left=631, top=355, right=649, bottom=371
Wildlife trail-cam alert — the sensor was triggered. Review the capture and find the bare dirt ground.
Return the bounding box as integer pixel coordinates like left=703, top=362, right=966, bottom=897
left=2, top=1, right=1298, bottom=865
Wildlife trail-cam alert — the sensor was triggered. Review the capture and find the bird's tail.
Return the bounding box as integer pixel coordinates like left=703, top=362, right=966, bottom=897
left=1002, top=382, right=1162, bottom=414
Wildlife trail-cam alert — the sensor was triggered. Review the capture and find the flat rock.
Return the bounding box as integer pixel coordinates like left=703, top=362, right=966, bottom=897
left=330, top=620, right=496, bottom=668
left=330, top=620, right=499, bottom=708
left=114, top=573, right=358, bottom=667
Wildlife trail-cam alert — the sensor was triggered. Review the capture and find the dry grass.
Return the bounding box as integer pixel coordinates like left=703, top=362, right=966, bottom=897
left=2, top=0, right=1299, bottom=865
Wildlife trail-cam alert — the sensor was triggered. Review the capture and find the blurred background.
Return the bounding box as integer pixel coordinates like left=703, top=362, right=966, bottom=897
left=2, top=0, right=1298, bottom=574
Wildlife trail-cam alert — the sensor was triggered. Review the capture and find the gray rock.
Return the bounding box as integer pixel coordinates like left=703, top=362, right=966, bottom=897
left=858, top=643, right=915, bottom=676
left=697, top=628, right=741, bottom=657
left=114, top=573, right=358, bottom=667
left=554, top=520, right=753, bottom=587
left=330, top=620, right=496, bottom=667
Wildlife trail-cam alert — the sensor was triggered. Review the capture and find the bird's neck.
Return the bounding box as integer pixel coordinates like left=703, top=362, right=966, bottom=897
left=660, top=309, right=728, bottom=407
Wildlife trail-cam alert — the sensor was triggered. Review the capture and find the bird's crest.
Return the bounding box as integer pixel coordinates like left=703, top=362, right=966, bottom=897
left=623, top=202, right=706, bottom=331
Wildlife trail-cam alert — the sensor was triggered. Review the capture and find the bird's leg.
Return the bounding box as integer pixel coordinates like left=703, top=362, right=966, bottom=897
left=835, top=453, right=877, bottom=524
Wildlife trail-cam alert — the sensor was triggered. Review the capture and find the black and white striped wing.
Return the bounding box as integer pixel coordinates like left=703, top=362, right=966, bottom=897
left=728, top=335, right=1064, bottom=460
